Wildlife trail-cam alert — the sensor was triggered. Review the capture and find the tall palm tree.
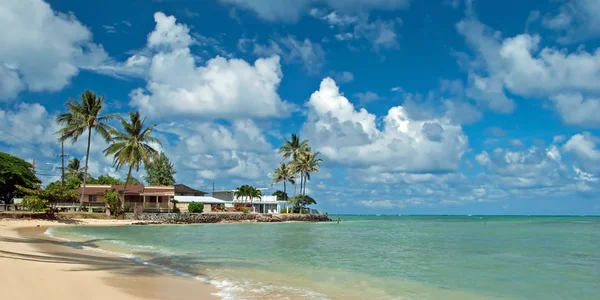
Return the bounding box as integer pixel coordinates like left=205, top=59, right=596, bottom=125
left=65, top=158, right=87, bottom=181
left=278, top=134, right=309, bottom=206
left=104, top=111, right=160, bottom=207
left=56, top=90, right=117, bottom=203
left=234, top=185, right=251, bottom=203
left=293, top=150, right=322, bottom=210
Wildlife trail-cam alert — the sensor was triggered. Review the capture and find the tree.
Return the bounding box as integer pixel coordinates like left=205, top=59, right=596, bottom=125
left=144, top=152, right=176, bottom=186
left=87, top=175, right=142, bottom=185
left=278, top=134, right=309, bottom=205
left=16, top=184, right=78, bottom=204
left=104, top=111, right=160, bottom=207
left=56, top=90, right=117, bottom=203
left=65, top=157, right=88, bottom=181
left=0, top=152, right=41, bottom=205
left=234, top=185, right=262, bottom=212
left=271, top=163, right=295, bottom=200
left=291, top=150, right=322, bottom=207
left=291, top=194, right=317, bottom=211
left=272, top=190, right=288, bottom=201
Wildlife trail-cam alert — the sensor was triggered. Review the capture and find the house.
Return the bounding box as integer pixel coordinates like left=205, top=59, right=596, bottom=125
left=211, top=188, right=282, bottom=213
left=174, top=184, right=208, bottom=196
left=173, top=196, right=231, bottom=212
left=77, top=184, right=174, bottom=212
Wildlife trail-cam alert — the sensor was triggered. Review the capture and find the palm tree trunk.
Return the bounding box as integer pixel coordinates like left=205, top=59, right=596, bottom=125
left=292, top=176, right=297, bottom=213
left=121, top=165, right=133, bottom=208
left=283, top=180, right=288, bottom=214
left=80, top=128, right=92, bottom=205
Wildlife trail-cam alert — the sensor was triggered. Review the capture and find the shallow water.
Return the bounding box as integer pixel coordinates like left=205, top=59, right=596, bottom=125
left=51, top=215, right=600, bottom=299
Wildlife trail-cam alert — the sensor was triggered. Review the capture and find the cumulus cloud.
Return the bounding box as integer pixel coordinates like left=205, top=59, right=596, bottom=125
left=218, top=0, right=410, bottom=22
left=542, top=0, right=600, bottom=44
left=563, top=133, right=600, bottom=174
left=457, top=15, right=600, bottom=126
left=252, top=35, right=326, bottom=73
left=159, top=119, right=278, bottom=183
left=302, top=78, right=468, bottom=175
left=128, top=12, right=292, bottom=120
left=0, top=0, right=109, bottom=100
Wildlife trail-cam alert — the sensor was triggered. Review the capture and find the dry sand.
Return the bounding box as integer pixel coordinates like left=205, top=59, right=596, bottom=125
left=0, top=219, right=219, bottom=300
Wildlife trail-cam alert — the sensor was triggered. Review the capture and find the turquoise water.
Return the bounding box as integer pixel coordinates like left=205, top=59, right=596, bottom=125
left=51, top=216, right=600, bottom=299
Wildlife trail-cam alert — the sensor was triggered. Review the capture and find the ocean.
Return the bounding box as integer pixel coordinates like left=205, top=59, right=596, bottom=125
left=49, top=215, right=600, bottom=299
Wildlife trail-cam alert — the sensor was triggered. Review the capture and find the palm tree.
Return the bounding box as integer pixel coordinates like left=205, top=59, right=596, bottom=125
left=65, top=158, right=87, bottom=181
left=56, top=90, right=117, bottom=203
left=234, top=185, right=262, bottom=212
left=278, top=134, right=309, bottom=206
left=271, top=163, right=295, bottom=213
left=104, top=111, right=160, bottom=207
left=292, top=150, right=322, bottom=210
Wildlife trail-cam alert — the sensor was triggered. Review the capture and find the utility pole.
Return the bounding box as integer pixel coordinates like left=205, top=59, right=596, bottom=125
left=57, top=141, right=69, bottom=186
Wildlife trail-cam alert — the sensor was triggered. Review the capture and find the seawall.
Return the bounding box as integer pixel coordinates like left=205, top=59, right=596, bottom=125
left=124, top=212, right=331, bottom=224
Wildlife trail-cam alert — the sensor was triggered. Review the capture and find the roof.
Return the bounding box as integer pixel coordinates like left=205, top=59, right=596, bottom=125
left=77, top=184, right=174, bottom=196
left=174, top=184, right=207, bottom=195
left=174, top=196, right=228, bottom=204
left=212, top=187, right=268, bottom=193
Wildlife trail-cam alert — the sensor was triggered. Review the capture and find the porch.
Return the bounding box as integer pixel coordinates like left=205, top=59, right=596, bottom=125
left=124, top=194, right=172, bottom=212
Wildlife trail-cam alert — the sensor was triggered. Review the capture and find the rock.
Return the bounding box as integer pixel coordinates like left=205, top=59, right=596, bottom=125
left=122, top=212, right=331, bottom=224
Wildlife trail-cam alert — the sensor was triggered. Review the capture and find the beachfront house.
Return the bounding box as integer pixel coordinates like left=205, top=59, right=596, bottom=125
left=174, top=184, right=208, bottom=196
left=77, top=184, right=175, bottom=212
left=173, top=187, right=284, bottom=213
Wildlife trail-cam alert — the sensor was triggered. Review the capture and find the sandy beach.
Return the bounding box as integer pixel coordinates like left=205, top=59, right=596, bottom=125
left=0, top=219, right=219, bottom=300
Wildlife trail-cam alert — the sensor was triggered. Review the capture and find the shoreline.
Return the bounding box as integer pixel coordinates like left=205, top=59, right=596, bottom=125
left=0, top=219, right=219, bottom=300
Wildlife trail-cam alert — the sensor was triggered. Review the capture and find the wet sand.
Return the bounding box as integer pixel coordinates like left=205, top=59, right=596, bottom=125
left=0, top=219, right=219, bottom=300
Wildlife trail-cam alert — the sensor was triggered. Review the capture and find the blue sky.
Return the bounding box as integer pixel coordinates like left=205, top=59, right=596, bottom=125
left=2, top=0, right=600, bottom=215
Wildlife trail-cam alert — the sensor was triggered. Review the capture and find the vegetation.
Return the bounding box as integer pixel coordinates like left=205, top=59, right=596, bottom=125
left=104, top=189, right=121, bottom=216
left=170, top=199, right=181, bottom=213
left=278, top=134, right=309, bottom=203
left=0, top=152, right=41, bottom=205
left=234, top=185, right=262, bottom=203
left=242, top=207, right=250, bottom=213
left=65, top=158, right=88, bottom=181
left=272, top=190, right=289, bottom=201
left=104, top=111, right=160, bottom=207
left=277, top=134, right=322, bottom=213
left=21, top=196, right=48, bottom=212
left=144, top=152, right=176, bottom=186
left=88, top=175, right=141, bottom=185
left=56, top=90, right=117, bottom=204
left=188, top=202, right=204, bottom=213
left=16, top=183, right=78, bottom=204
left=271, top=163, right=295, bottom=200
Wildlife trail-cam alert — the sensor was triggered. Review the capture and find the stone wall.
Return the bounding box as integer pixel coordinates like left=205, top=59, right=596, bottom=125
left=123, top=212, right=330, bottom=224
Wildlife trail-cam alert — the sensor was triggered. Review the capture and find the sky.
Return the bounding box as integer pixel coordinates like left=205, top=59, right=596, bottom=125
left=1, top=0, right=600, bottom=215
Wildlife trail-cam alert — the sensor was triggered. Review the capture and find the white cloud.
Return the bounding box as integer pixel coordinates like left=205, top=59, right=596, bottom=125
left=159, top=119, right=278, bottom=182
left=218, top=0, right=410, bottom=22
left=128, top=13, right=292, bottom=120
left=355, top=91, right=380, bottom=106
left=475, top=145, right=567, bottom=188
left=354, top=17, right=401, bottom=50
left=563, top=133, right=600, bottom=174
left=0, top=0, right=109, bottom=100
left=457, top=15, right=600, bottom=126
left=253, top=36, right=326, bottom=73
left=542, top=0, right=600, bottom=43
left=333, top=71, right=354, bottom=83
left=302, top=78, right=468, bottom=175
left=551, top=93, right=600, bottom=128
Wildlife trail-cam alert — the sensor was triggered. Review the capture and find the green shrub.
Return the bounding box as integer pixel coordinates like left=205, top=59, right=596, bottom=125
left=242, top=207, right=250, bottom=214
left=188, top=202, right=204, bottom=213
left=172, top=207, right=181, bottom=213
left=21, top=196, right=48, bottom=212
left=104, top=189, right=121, bottom=217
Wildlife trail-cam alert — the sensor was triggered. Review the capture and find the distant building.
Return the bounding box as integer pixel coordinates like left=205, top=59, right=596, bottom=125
left=174, top=184, right=208, bottom=196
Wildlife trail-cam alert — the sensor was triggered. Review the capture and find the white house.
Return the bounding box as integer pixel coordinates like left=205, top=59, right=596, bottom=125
left=212, top=188, right=283, bottom=214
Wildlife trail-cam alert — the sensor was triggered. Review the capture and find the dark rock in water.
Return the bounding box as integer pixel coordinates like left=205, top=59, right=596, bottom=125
left=123, top=213, right=331, bottom=224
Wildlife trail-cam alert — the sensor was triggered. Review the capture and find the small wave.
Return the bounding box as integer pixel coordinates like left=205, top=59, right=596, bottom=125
left=44, top=228, right=327, bottom=300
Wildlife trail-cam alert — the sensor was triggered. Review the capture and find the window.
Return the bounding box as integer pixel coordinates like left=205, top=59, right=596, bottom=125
left=89, top=196, right=97, bottom=202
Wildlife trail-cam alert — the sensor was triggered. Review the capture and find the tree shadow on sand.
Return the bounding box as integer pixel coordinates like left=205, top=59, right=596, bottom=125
left=0, top=235, right=225, bottom=281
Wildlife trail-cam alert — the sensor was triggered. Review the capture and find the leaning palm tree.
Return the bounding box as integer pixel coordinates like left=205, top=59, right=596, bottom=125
left=271, top=163, right=295, bottom=213
left=293, top=150, right=322, bottom=209
left=278, top=134, right=309, bottom=203
left=65, top=157, right=88, bottom=181
left=104, top=111, right=160, bottom=207
left=56, top=90, right=117, bottom=203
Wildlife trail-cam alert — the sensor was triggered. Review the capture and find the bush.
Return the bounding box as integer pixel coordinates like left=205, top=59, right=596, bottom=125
left=234, top=203, right=244, bottom=212
left=188, top=202, right=204, bottom=213
left=242, top=207, right=250, bottom=214
left=104, top=189, right=121, bottom=217
left=21, top=196, right=48, bottom=212
left=172, top=207, right=181, bottom=213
